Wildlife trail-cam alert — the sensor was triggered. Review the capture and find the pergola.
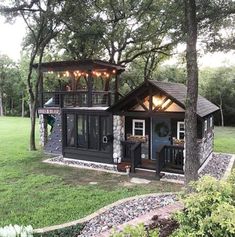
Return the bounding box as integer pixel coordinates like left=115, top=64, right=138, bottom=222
left=33, top=59, right=125, bottom=107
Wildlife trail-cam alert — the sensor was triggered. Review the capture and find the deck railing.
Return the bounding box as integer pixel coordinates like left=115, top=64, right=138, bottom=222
left=121, top=141, right=142, bottom=172
left=40, top=90, right=114, bottom=108
left=156, top=145, right=184, bottom=179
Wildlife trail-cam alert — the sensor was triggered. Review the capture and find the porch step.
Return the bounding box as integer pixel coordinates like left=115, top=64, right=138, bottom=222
left=132, top=168, right=164, bottom=180
left=162, top=167, right=184, bottom=175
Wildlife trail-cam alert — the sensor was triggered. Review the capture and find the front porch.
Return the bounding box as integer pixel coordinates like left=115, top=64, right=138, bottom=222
left=120, top=141, right=184, bottom=179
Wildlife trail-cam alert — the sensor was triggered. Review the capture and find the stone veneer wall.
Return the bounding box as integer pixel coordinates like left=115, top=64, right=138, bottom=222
left=39, top=113, right=62, bottom=154
left=39, top=114, right=48, bottom=146
left=198, top=131, right=214, bottom=166
left=113, top=115, right=125, bottom=163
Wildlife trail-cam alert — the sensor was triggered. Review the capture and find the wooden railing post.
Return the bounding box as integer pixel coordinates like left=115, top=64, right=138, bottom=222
left=107, top=92, right=111, bottom=106
left=131, top=147, right=135, bottom=173
left=59, top=93, right=64, bottom=108
left=155, top=156, right=161, bottom=180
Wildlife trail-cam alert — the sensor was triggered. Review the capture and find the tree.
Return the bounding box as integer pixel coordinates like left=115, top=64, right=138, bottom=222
left=0, top=0, right=62, bottom=150
left=56, top=0, right=183, bottom=65
left=184, top=0, right=200, bottom=184
left=200, top=67, right=235, bottom=126
left=0, top=54, right=18, bottom=116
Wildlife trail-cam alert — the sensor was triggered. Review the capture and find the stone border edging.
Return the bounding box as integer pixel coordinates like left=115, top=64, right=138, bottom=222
left=43, top=158, right=127, bottom=176
left=222, top=153, right=235, bottom=180
left=34, top=192, right=178, bottom=234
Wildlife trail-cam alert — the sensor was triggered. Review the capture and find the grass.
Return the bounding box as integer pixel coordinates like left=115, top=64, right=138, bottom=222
left=0, top=117, right=182, bottom=229
left=214, top=126, right=235, bottom=154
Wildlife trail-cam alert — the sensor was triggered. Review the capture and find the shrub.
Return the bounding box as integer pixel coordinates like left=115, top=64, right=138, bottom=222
left=0, top=224, right=33, bottom=237
left=33, top=224, right=84, bottom=237
left=172, top=172, right=235, bottom=237
left=110, top=223, right=159, bottom=237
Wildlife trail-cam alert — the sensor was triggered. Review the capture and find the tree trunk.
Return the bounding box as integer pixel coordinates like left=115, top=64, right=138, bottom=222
left=21, top=94, right=25, bottom=117
left=184, top=0, right=200, bottom=185
left=0, top=91, right=4, bottom=116
left=219, top=93, right=224, bottom=126
left=29, top=100, right=37, bottom=150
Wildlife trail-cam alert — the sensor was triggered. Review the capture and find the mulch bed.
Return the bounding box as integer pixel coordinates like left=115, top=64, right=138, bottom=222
left=146, top=215, right=179, bottom=237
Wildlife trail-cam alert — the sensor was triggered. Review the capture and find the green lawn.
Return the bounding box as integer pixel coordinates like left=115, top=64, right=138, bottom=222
left=0, top=117, right=181, bottom=229
left=214, top=126, right=235, bottom=154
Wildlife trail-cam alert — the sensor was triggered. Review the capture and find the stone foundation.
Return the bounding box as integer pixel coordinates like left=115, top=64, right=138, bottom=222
left=198, top=131, right=214, bottom=166
left=39, top=113, right=62, bottom=154
left=113, top=115, right=125, bottom=163
left=39, top=114, right=48, bottom=146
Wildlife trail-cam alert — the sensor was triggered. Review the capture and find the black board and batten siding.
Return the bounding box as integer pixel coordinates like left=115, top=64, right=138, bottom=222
left=62, top=109, right=113, bottom=163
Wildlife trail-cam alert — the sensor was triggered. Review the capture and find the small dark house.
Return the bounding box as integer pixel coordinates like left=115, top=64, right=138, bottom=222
left=35, top=59, right=219, bottom=179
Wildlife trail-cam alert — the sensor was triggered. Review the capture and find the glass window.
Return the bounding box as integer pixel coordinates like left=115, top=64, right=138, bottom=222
left=88, top=116, right=99, bottom=150
left=100, top=116, right=112, bottom=152
left=132, top=119, right=145, bottom=136
left=177, top=121, right=185, bottom=140
left=66, top=114, right=75, bottom=146
left=204, top=120, right=207, bottom=133
left=210, top=117, right=213, bottom=128
left=77, top=115, right=87, bottom=148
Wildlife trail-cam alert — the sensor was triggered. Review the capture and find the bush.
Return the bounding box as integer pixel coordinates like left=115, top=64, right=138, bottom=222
left=110, top=223, right=159, bottom=237
left=0, top=224, right=33, bottom=237
left=33, top=224, right=84, bottom=237
left=172, top=171, right=235, bottom=237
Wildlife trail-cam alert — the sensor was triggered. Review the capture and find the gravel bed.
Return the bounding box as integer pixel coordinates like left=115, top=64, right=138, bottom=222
left=78, top=194, right=176, bottom=237
left=49, top=156, right=118, bottom=172
left=199, top=153, right=232, bottom=179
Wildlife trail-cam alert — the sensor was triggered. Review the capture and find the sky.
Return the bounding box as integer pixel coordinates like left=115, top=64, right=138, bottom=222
left=1, top=17, right=235, bottom=68
left=0, top=16, right=26, bottom=61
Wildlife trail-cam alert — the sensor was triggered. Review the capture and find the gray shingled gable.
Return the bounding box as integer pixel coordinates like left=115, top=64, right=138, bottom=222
left=149, top=80, right=219, bottom=117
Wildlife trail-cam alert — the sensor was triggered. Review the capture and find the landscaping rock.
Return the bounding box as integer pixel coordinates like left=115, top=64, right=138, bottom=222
left=199, top=153, right=231, bottom=179
left=78, top=194, right=176, bottom=237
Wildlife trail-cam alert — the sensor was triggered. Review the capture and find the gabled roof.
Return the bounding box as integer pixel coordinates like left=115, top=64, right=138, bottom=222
left=108, top=80, right=219, bottom=118
left=32, top=59, right=125, bottom=74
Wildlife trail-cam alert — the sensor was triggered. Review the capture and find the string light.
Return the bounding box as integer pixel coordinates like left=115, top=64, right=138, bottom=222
left=48, top=69, right=117, bottom=78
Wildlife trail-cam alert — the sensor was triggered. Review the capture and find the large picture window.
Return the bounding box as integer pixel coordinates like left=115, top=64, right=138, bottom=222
left=77, top=115, right=87, bottom=148
left=88, top=116, right=99, bottom=150
left=66, top=114, right=75, bottom=146
left=132, top=119, right=145, bottom=136
left=65, top=113, right=112, bottom=152
left=177, top=121, right=185, bottom=140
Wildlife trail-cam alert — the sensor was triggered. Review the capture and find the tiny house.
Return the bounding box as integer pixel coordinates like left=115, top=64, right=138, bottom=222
left=34, top=59, right=219, bottom=179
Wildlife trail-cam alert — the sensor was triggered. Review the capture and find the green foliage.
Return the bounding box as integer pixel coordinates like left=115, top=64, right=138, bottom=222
left=0, top=54, right=25, bottom=116
left=173, top=174, right=235, bottom=237
left=110, top=223, right=159, bottom=237
left=0, top=224, right=33, bottom=237
left=34, top=224, right=84, bottom=237
left=155, top=66, right=187, bottom=84
left=199, top=66, right=235, bottom=126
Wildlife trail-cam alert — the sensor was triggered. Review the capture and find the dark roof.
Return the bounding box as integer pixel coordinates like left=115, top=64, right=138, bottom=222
left=108, top=80, right=219, bottom=118
left=32, top=59, right=125, bottom=73
left=149, top=80, right=219, bottom=117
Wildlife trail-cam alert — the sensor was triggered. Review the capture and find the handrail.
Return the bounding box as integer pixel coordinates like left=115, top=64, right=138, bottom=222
left=130, top=142, right=142, bottom=173
left=41, top=90, right=114, bottom=108
left=156, top=144, right=184, bottom=179
left=121, top=141, right=142, bottom=173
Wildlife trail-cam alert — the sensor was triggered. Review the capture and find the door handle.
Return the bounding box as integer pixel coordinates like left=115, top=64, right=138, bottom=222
left=102, top=136, right=108, bottom=143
